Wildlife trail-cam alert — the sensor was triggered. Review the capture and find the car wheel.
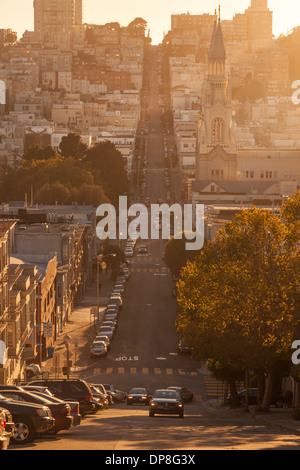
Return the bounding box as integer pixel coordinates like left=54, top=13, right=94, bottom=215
left=179, top=411, right=184, bottom=418
left=11, top=419, right=36, bottom=445
left=149, top=411, right=155, bottom=417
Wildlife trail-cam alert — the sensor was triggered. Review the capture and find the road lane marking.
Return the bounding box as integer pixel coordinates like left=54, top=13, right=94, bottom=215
left=130, top=367, right=137, bottom=374
left=142, top=368, right=149, bottom=374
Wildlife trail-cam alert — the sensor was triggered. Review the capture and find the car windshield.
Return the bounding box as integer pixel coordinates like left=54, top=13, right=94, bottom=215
left=130, top=388, right=147, bottom=394
left=93, top=342, right=105, bottom=347
left=153, top=390, right=180, bottom=399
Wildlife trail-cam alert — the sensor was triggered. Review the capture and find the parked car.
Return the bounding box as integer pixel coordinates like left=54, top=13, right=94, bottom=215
left=29, top=379, right=94, bottom=416
left=138, top=246, right=147, bottom=254
left=102, top=321, right=117, bottom=334
left=90, top=341, right=108, bottom=358
left=127, top=388, right=151, bottom=406
left=89, top=386, right=109, bottom=410
left=95, top=335, right=111, bottom=350
left=103, top=384, right=127, bottom=402
left=22, top=385, right=54, bottom=397
left=149, top=389, right=184, bottom=418
left=113, top=284, right=125, bottom=295
left=0, top=407, right=14, bottom=450
left=32, top=392, right=81, bottom=427
left=167, top=386, right=193, bottom=403
left=106, top=305, right=119, bottom=316
left=98, top=326, right=114, bottom=340
left=0, top=394, right=54, bottom=444
left=226, top=388, right=283, bottom=407
left=109, top=297, right=123, bottom=310
left=0, top=390, right=73, bottom=434
left=104, top=312, right=118, bottom=322
left=90, top=384, right=114, bottom=405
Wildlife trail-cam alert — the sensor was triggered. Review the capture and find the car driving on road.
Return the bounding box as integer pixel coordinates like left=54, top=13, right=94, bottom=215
left=149, top=389, right=184, bottom=418
left=127, top=388, right=151, bottom=406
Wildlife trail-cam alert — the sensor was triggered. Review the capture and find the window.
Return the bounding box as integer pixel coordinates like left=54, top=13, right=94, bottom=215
left=212, top=118, right=224, bottom=143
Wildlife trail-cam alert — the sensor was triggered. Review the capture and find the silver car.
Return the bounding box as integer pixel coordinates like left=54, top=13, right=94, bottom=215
left=90, top=341, right=108, bottom=357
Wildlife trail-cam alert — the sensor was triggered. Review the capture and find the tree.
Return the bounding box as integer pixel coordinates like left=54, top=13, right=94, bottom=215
left=77, top=183, right=110, bottom=207
left=100, top=242, right=126, bottom=279
left=281, top=191, right=300, bottom=224
left=0, top=157, right=96, bottom=203
left=164, top=231, right=202, bottom=277
left=85, top=141, right=129, bottom=205
left=127, top=18, right=147, bottom=35
left=23, top=144, right=58, bottom=161
left=59, top=133, right=88, bottom=160
left=35, top=183, right=71, bottom=205
left=177, top=208, right=300, bottom=411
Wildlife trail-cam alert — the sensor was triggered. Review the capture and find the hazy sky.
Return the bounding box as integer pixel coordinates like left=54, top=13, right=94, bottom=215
left=1, top=0, right=300, bottom=44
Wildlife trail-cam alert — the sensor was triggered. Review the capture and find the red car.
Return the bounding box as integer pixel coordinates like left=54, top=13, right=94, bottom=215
left=0, top=390, right=73, bottom=434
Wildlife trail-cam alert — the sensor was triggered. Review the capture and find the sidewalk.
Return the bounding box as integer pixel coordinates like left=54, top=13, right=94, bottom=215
left=203, top=399, right=300, bottom=436
left=40, top=274, right=115, bottom=377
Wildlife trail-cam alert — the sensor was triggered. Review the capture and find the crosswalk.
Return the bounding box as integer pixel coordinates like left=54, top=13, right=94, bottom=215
left=203, top=376, right=225, bottom=399
left=89, top=367, right=200, bottom=377
left=129, top=255, right=170, bottom=275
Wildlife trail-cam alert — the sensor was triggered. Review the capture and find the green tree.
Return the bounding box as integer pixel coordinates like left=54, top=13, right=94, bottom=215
left=177, top=208, right=300, bottom=411
left=0, top=157, right=95, bottom=203
left=85, top=141, right=129, bottom=205
left=59, top=133, right=88, bottom=160
left=35, top=183, right=71, bottom=205
left=23, top=144, right=58, bottom=161
left=164, top=231, right=202, bottom=277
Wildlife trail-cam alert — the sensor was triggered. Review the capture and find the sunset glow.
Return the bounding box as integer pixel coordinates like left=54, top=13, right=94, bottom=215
left=1, top=0, right=300, bottom=43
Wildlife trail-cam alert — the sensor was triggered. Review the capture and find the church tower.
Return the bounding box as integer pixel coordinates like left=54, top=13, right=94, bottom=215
left=196, top=10, right=237, bottom=181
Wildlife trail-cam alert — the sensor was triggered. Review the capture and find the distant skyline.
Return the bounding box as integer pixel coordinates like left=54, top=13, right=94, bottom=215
left=0, top=0, right=300, bottom=44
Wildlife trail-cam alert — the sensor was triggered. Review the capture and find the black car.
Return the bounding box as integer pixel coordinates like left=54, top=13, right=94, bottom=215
left=29, top=379, right=94, bottom=416
left=0, top=390, right=73, bottom=434
left=227, top=388, right=283, bottom=407
left=0, top=394, right=54, bottom=444
left=149, top=389, right=184, bottom=418
left=127, top=388, right=151, bottom=406
left=167, top=386, right=193, bottom=403
left=177, top=338, right=193, bottom=355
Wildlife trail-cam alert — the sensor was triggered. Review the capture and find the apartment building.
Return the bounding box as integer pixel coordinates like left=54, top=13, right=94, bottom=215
left=34, top=0, right=83, bottom=40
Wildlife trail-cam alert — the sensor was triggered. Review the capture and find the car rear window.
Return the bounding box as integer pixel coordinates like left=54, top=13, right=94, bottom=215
left=69, top=382, right=89, bottom=393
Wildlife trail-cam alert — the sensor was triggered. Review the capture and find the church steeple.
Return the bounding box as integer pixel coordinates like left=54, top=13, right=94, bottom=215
left=208, top=6, right=226, bottom=76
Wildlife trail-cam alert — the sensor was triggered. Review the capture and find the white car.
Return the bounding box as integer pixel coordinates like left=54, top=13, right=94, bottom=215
left=90, top=341, right=108, bottom=357
left=98, top=326, right=114, bottom=340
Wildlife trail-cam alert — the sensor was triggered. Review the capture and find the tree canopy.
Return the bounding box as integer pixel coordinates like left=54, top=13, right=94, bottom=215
left=176, top=207, right=300, bottom=410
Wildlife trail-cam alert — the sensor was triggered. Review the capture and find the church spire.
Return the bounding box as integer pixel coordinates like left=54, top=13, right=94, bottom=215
left=208, top=7, right=226, bottom=62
